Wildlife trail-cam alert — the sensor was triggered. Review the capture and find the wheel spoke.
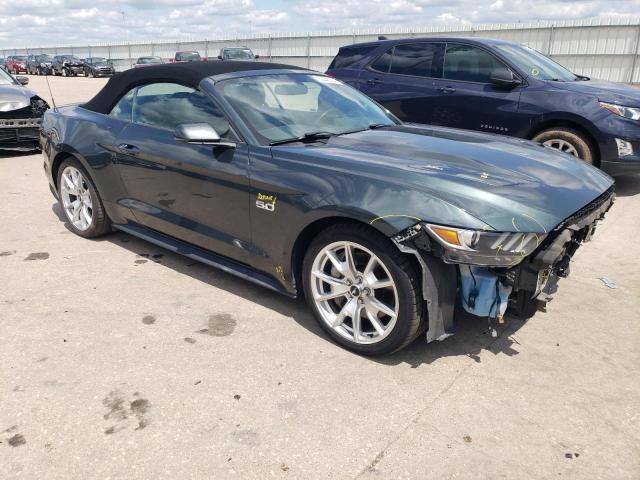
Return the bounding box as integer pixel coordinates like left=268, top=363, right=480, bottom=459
left=344, top=243, right=358, bottom=280
left=315, top=284, right=350, bottom=302
left=72, top=201, right=82, bottom=223
left=312, top=270, right=346, bottom=287
left=352, top=303, right=363, bottom=342
left=368, top=277, right=394, bottom=290
left=363, top=255, right=377, bottom=276
left=63, top=174, right=78, bottom=195
left=365, top=309, right=385, bottom=336
left=326, top=250, right=346, bottom=277
left=82, top=205, right=92, bottom=225
left=332, top=297, right=357, bottom=328
left=365, top=296, right=396, bottom=319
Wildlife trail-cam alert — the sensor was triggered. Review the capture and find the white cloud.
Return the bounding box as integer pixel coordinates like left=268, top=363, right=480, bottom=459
left=0, top=0, right=638, bottom=48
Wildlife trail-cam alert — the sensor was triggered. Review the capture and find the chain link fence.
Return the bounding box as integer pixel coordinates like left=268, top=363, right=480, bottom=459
left=3, top=18, right=640, bottom=83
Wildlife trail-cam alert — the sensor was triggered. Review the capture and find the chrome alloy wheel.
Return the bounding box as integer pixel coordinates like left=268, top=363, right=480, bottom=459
left=310, top=241, right=399, bottom=345
left=543, top=138, right=579, bottom=157
left=60, top=166, right=93, bottom=231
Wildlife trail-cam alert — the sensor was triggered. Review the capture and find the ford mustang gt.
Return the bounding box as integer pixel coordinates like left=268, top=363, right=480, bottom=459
left=40, top=61, right=614, bottom=355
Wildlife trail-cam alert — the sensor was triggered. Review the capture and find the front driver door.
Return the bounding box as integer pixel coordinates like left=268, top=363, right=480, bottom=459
left=115, top=82, right=251, bottom=263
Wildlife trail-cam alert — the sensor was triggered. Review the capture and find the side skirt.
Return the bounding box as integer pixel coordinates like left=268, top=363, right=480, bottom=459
left=114, top=223, right=296, bottom=299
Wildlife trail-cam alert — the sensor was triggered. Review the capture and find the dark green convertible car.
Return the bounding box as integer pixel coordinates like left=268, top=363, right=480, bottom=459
left=40, top=61, right=614, bottom=355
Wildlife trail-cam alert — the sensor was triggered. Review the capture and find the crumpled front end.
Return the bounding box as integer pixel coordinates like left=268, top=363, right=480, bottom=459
left=0, top=96, right=49, bottom=151
left=392, top=186, right=615, bottom=341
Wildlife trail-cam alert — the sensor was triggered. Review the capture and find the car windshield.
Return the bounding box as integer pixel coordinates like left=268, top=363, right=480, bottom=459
left=139, top=57, right=162, bottom=64
left=37, top=55, right=52, bottom=62
left=495, top=44, right=578, bottom=81
left=62, top=56, right=81, bottom=62
left=13, top=56, right=27, bottom=62
left=177, top=52, right=200, bottom=61
left=0, top=68, right=16, bottom=85
left=216, top=73, right=397, bottom=144
left=224, top=49, right=254, bottom=60
left=90, top=58, right=107, bottom=63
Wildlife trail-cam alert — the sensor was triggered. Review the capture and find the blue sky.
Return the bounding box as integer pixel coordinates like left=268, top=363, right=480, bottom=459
left=1, top=0, right=639, bottom=48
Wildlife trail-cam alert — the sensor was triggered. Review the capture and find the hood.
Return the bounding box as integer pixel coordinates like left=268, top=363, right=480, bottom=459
left=273, top=125, right=613, bottom=233
left=550, top=78, right=640, bottom=107
left=0, top=84, right=36, bottom=109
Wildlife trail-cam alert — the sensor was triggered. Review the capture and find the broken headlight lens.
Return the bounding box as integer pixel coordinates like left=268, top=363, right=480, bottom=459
left=425, top=224, right=547, bottom=267
left=600, top=102, right=640, bottom=121
left=0, top=100, right=29, bottom=112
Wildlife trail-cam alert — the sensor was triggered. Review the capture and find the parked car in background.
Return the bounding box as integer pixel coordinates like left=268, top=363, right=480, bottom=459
left=133, top=56, right=164, bottom=68
left=27, top=54, right=53, bottom=75
left=327, top=37, right=640, bottom=175
left=5, top=56, right=28, bottom=74
left=52, top=55, right=85, bottom=76
left=0, top=67, right=49, bottom=151
left=170, top=51, right=204, bottom=63
left=218, top=47, right=258, bottom=61
left=82, top=57, right=115, bottom=77
left=40, top=61, right=614, bottom=355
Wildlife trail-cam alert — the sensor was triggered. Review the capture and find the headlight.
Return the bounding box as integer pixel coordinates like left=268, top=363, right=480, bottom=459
left=425, top=223, right=547, bottom=267
left=600, top=101, right=640, bottom=121
left=0, top=100, right=29, bottom=112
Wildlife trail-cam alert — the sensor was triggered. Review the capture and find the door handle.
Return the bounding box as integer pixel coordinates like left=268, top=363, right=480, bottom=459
left=367, top=78, right=382, bottom=86
left=438, top=86, right=456, bottom=94
left=118, top=143, right=140, bottom=154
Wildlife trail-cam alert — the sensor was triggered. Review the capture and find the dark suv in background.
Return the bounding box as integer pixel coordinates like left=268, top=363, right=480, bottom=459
left=51, top=55, right=84, bottom=76
left=82, top=57, right=115, bottom=77
left=327, top=37, right=640, bottom=175
left=27, top=54, right=53, bottom=75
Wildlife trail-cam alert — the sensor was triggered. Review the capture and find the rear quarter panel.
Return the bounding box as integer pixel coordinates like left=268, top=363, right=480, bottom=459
left=41, top=106, right=132, bottom=224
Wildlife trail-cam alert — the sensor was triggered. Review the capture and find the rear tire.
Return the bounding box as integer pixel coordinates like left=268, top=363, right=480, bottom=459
left=533, top=127, right=595, bottom=165
left=302, top=223, right=423, bottom=356
left=56, top=158, right=111, bottom=238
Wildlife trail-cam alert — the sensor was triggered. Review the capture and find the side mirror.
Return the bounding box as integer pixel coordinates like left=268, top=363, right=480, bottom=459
left=217, top=55, right=223, bottom=60
left=15, top=75, right=29, bottom=85
left=174, top=123, right=235, bottom=148
left=254, top=54, right=260, bottom=59
left=489, top=68, right=521, bottom=88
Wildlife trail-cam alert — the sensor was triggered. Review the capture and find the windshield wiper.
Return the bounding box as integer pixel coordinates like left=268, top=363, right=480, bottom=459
left=269, top=131, right=335, bottom=146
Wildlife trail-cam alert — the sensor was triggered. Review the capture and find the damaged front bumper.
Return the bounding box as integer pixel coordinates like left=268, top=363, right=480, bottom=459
left=393, top=187, right=616, bottom=342
left=0, top=117, right=42, bottom=151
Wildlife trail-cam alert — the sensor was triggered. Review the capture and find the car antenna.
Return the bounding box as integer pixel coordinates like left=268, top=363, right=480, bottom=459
left=44, top=75, right=58, bottom=112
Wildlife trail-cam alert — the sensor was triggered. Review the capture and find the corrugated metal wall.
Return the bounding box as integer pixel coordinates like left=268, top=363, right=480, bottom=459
left=3, top=18, right=640, bottom=83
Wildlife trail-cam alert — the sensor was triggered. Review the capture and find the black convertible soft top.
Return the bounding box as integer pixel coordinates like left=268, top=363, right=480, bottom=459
left=83, top=60, right=306, bottom=114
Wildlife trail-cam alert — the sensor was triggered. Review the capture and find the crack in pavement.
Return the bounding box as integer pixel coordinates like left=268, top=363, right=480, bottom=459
left=353, top=325, right=523, bottom=479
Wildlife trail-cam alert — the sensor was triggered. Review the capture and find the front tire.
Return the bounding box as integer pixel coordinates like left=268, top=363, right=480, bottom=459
left=533, top=127, right=595, bottom=165
left=57, top=158, right=111, bottom=238
left=302, top=223, right=423, bottom=356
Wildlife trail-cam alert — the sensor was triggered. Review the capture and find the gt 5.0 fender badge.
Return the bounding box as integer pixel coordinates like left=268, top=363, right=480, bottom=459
left=256, top=193, right=276, bottom=212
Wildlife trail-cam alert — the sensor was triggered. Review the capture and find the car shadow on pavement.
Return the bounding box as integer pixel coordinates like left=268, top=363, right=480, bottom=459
left=613, top=174, right=640, bottom=197
left=52, top=201, right=528, bottom=367
left=0, top=150, right=35, bottom=159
